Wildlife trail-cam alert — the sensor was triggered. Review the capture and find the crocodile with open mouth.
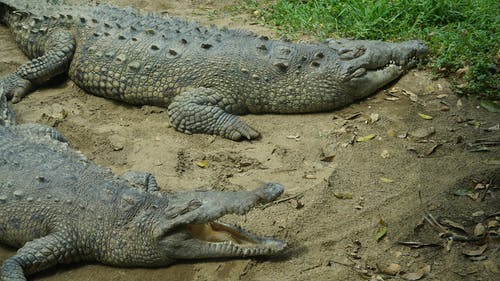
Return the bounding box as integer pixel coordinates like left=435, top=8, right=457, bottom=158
left=0, top=84, right=286, bottom=280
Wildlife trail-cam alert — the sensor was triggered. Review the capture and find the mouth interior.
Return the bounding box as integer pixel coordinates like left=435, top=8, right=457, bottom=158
left=187, top=222, right=257, bottom=245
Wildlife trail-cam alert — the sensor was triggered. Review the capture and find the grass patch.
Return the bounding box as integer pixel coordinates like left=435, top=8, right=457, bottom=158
left=238, top=0, right=499, bottom=98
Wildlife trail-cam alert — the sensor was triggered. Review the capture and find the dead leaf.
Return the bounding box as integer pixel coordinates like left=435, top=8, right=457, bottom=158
left=474, top=223, right=486, bottom=237
left=196, top=160, right=209, bottom=168
left=286, top=135, right=301, bottom=140
left=472, top=210, right=485, bottom=217
left=333, top=192, right=353, bottom=199
left=370, top=113, right=380, bottom=123
left=303, top=174, right=316, bottom=179
left=375, top=219, right=387, bottom=242
left=387, top=129, right=397, bottom=137
left=484, top=158, right=500, bottom=165
left=382, top=263, right=401, bottom=275
left=402, top=264, right=431, bottom=280
left=441, top=218, right=466, bottom=233
left=357, top=133, right=376, bottom=142
left=425, top=143, right=442, bottom=156
left=380, top=150, right=390, bottom=159
left=410, top=127, right=435, bottom=139
left=485, top=124, right=499, bottom=132
left=397, top=241, right=441, bottom=249
left=402, top=89, right=420, bottom=103
left=483, top=260, right=499, bottom=273
left=454, top=188, right=474, bottom=196
left=385, top=96, right=400, bottom=101
left=436, top=94, right=448, bottom=99
left=469, top=255, right=487, bottom=261
left=463, top=244, right=488, bottom=257
left=344, top=112, right=361, bottom=120
left=380, top=177, right=394, bottom=183
left=418, top=113, right=433, bottom=120
left=487, top=220, right=499, bottom=229
left=320, top=155, right=336, bottom=162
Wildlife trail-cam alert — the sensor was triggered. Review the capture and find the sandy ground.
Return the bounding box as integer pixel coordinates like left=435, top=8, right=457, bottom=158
left=0, top=1, right=499, bottom=280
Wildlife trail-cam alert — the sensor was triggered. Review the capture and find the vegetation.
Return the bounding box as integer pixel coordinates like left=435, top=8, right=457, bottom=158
left=237, top=0, right=499, bottom=98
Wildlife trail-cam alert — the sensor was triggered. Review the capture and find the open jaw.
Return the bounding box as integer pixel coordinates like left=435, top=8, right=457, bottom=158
left=164, top=220, right=286, bottom=259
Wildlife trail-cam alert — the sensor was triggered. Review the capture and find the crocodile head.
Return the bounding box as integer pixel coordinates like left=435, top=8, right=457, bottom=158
left=153, top=183, right=286, bottom=261
left=326, top=39, right=428, bottom=101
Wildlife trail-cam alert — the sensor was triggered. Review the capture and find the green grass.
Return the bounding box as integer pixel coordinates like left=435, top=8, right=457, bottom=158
left=237, top=0, right=499, bottom=99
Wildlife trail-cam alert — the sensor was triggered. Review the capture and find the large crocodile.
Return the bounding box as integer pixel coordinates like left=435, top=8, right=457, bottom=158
left=0, top=0, right=428, bottom=140
left=0, top=86, right=286, bottom=280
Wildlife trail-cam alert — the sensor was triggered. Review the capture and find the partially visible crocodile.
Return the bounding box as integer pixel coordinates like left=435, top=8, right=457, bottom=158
left=0, top=0, right=428, bottom=140
left=0, top=85, right=286, bottom=280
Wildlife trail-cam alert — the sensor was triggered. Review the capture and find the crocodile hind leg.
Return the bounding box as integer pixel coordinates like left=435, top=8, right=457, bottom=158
left=1, top=29, right=75, bottom=103
left=167, top=87, right=260, bottom=140
left=1, top=232, right=77, bottom=281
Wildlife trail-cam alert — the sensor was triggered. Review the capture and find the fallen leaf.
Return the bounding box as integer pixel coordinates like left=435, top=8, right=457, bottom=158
left=370, top=113, right=380, bottom=123
left=402, top=89, right=419, bottom=103
left=397, top=241, right=441, bottom=248
left=469, top=255, right=487, bottom=261
left=425, top=143, right=442, bottom=156
left=472, top=210, right=485, bottom=217
left=487, top=220, right=499, bottom=229
left=483, top=260, right=499, bottom=273
left=402, top=264, right=431, bottom=280
left=303, top=174, right=316, bottom=179
left=418, top=113, right=433, bottom=120
left=333, top=192, right=353, bottom=199
left=196, top=160, right=209, bottom=168
left=441, top=218, right=467, bottom=233
left=286, top=135, right=300, bottom=140
left=344, top=112, right=361, bottom=120
left=454, top=188, right=474, bottom=196
left=462, top=244, right=488, bottom=257
left=375, top=219, right=387, bottom=242
left=385, top=96, right=400, bottom=101
left=480, top=100, right=500, bottom=113
left=380, top=150, right=390, bottom=159
left=387, top=129, right=397, bottom=137
left=469, top=146, right=491, bottom=152
left=483, top=158, right=500, bottom=165
left=485, top=124, right=499, bottom=132
left=320, top=155, right=336, bottom=162
left=357, top=134, right=377, bottom=142
left=382, top=263, right=401, bottom=275
left=436, top=94, right=448, bottom=99
left=380, top=177, right=394, bottom=183
left=410, top=127, right=435, bottom=139
left=474, top=223, right=486, bottom=237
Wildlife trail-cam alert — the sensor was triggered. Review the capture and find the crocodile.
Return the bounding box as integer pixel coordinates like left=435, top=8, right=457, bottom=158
left=0, top=0, right=428, bottom=140
left=0, top=85, right=286, bottom=280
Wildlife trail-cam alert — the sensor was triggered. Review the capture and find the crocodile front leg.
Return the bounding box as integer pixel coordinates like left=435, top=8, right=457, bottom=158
left=1, top=232, right=77, bottom=281
left=1, top=29, right=75, bottom=103
left=167, top=87, right=260, bottom=140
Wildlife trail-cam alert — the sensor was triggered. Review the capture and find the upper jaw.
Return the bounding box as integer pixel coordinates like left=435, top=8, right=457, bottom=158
left=326, top=39, right=428, bottom=80
left=156, top=183, right=287, bottom=259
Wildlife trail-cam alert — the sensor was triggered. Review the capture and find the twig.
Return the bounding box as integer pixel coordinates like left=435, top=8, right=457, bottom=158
left=423, top=211, right=448, bottom=233
left=480, top=179, right=492, bottom=201
left=260, top=192, right=304, bottom=210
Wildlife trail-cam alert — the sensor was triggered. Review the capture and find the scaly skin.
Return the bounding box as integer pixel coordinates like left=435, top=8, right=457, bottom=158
left=0, top=0, right=428, bottom=140
left=0, top=84, right=286, bottom=280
